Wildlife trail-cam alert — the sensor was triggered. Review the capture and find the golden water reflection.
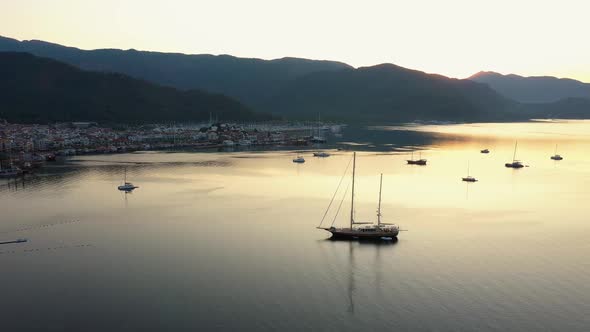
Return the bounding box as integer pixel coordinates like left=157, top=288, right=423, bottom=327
left=1, top=121, right=589, bottom=330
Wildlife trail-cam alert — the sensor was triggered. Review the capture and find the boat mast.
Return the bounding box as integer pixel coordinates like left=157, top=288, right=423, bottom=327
left=350, top=152, right=356, bottom=228
left=317, top=113, right=321, bottom=138
left=513, top=141, right=518, bottom=162
left=377, top=173, right=383, bottom=226
left=467, top=161, right=470, bottom=176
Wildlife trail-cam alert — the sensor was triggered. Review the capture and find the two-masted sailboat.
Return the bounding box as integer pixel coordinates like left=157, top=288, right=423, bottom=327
left=318, top=152, right=400, bottom=239
left=407, top=151, right=427, bottom=165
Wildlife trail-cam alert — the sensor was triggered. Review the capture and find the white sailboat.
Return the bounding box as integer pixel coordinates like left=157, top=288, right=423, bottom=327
left=313, top=116, right=330, bottom=155
left=505, top=141, right=524, bottom=168
left=550, top=144, right=563, bottom=160
left=318, top=152, right=400, bottom=239
left=462, top=162, right=478, bottom=182
left=310, top=113, right=327, bottom=143
left=117, top=167, right=139, bottom=191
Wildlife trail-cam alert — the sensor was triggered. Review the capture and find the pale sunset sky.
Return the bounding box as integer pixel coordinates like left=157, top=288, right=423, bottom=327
left=1, top=0, right=589, bottom=82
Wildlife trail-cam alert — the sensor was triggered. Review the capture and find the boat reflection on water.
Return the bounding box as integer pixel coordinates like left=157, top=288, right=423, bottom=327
left=320, top=237, right=398, bottom=314
left=3, top=120, right=590, bottom=330
left=121, top=188, right=134, bottom=208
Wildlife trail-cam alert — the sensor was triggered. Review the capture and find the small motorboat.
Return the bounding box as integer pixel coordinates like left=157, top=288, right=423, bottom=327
left=481, top=149, right=490, bottom=154
left=313, top=152, right=331, bottom=157
left=292, top=156, right=305, bottom=163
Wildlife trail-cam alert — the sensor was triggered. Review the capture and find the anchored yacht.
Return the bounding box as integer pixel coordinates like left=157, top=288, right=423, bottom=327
left=117, top=168, right=138, bottom=191
left=407, top=151, right=427, bottom=165
left=318, top=152, right=400, bottom=240
left=462, top=162, right=478, bottom=182
left=550, top=144, right=563, bottom=160
left=505, top=141, right=525, bottom=168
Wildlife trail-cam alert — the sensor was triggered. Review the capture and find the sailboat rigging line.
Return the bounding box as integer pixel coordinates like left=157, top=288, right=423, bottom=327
left=317, top=155, right=353, bottom=228
left=330, top=181, right=351, bottom=228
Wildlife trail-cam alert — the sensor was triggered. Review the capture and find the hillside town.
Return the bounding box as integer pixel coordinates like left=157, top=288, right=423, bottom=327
left=0, top=120, right=339, bottom=177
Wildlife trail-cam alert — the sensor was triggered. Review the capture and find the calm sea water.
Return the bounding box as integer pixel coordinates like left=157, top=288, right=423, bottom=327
left=1, top=121, right=590, bottom=331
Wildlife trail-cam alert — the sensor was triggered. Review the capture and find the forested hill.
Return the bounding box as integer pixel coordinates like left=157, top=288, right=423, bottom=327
left=263, top=64, right=518, bottom=122
left=470, top=71, right=590, bottom=103
left=0, top=36, right=351, bottom=110
left=0, top=52, right=269, bottom=123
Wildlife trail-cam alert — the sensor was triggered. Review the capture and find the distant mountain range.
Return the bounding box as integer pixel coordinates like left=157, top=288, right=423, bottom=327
left=470, top=71, right=590, bottom=103
left=0, top=52, right=268, bottom=123
left=0, top=36, right=350, bottom=111
left=1, top=35, right=590, bottom=123
left=264, top=64, right=517, bottom=122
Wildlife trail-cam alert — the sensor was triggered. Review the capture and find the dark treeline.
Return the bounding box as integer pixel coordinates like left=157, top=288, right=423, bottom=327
left=0, top=52, right=271, bottom=123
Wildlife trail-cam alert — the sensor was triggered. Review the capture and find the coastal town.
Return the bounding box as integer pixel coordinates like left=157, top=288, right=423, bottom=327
left=0, top=120, right=341, bottom=177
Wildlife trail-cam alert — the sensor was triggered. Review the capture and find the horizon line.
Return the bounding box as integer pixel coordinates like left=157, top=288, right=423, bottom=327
left=2, top=34, right=589, bottom=84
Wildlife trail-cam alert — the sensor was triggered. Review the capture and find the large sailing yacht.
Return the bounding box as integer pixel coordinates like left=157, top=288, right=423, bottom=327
left=318, top=152, right=400, bottom=239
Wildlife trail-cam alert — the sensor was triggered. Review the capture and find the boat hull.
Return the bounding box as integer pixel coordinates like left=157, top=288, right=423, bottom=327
left=407, top=160, right=427, bottom=165
left=505, top=163, right=524, bottom=168
left=118, top=186, right=138, bottom=191
left=322, top=227, right=399, bottom=239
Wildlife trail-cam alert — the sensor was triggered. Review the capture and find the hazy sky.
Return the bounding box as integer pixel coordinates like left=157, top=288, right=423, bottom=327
left=2, top=0, right=589, bottom=82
